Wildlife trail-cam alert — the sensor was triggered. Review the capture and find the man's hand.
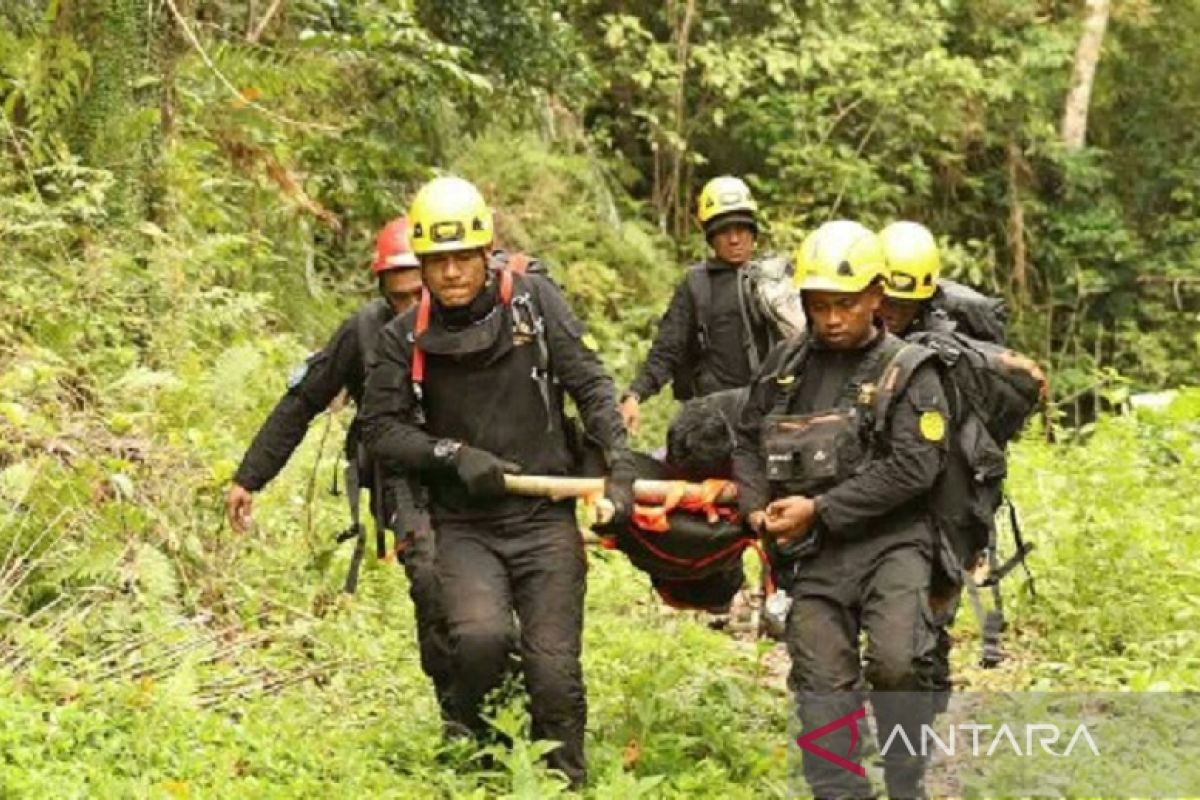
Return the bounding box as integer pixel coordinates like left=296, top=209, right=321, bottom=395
left=764, top=495, right=817, bottom=541
left=455, top=445, right=521, bottom=500
left=619, top=394, right=641, bottom=433
left=226, top=483, right=254, bottom=533
left=605, top=453, right=638, bottom=526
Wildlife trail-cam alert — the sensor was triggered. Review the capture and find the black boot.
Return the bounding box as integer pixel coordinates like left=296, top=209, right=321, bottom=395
left=883, top=754, right=927, bottom=800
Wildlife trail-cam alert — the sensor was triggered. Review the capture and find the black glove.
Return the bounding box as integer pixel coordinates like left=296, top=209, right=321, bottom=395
left=604, top=452, right=637, bottom=526
left=454, top=445, right=520, bottom=500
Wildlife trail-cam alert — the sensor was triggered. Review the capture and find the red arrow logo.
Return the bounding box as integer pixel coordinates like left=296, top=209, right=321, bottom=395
left=794, top=705, right=868, bottom=777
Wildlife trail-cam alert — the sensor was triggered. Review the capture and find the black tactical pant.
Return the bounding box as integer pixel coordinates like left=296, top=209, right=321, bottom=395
left=396, top=520, right=454, bottom=718
left=377, top=482, right=453, bottom=719
left=436, top=501, right=588, bottom=786
left=787, top=537, right=939, bottom=799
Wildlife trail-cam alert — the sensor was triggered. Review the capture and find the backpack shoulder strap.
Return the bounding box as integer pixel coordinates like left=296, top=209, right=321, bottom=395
left=508, top=252, right=530, bottom=274
left=686, top=264, right=712, bottom=355
left=510, top=272, right=556, bottom=431
left=499, top=266, right=515, bottom=305
left=354, top=298, right=391, bottom=370
left=410, top=289, right=433, bottom=395
left=736, top=267, right=767, bottom=371
left=766, top=335, right=812, bottom=415
left=872, top=339, right=940, bottom=435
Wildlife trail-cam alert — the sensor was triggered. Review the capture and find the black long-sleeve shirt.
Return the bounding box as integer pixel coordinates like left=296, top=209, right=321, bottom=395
left=360, top=273, right=628, bottom=516
left=233, top=300, right=392, bottom=491
left=628, top=260, right=770, bottom=401
left=733, top=331, right=948, bottom=541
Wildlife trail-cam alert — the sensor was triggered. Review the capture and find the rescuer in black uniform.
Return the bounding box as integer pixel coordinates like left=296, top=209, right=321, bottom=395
left=734, top=220, right=950, bottom=799
left=225, top=217, right=451, bottom=715
left=620, top=176, right=777, bottom=431
left=877, top=221, right=1008, bottom=345
left=880, top=220, right=1046, bottom=705
left=359, top=176, right=635, bottom=788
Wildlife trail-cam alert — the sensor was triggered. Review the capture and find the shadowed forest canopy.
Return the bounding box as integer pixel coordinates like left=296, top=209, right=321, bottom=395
left=3, top=0, right=1198, bottom=399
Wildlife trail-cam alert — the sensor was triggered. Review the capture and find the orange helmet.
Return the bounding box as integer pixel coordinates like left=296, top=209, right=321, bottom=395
left=371, top=216, right=419, bottom=274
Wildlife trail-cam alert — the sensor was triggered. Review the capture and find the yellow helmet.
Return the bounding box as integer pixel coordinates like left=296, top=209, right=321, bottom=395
left=696, top=176, right=758, bottom=236
left=793, top=220, right=886, bottom=293
left=879, top=221, right=940, bottom=301
left=408, top=176, right=493, bottom=256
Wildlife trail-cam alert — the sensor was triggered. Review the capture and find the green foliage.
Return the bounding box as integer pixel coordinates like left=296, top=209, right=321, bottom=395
left=0, top=12, right=92, bottom=167
left=416, top=0, right=591, bottom=103
left=993, top=399, right=1200, bottom=691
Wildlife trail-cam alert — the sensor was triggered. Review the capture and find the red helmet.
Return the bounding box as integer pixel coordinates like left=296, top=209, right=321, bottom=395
left=371, top=216, right=420, bottom=274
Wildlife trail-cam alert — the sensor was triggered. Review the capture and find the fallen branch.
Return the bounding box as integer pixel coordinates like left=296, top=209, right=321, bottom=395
left=197, top=657, right=363, bottom=708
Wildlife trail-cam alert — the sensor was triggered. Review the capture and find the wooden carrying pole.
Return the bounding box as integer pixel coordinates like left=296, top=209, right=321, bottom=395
left=503, top=475, right=738, bottom=505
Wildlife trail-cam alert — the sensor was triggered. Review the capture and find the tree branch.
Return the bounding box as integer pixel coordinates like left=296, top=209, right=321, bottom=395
left=162, top=0, right=340, bottom=133
left=247, top=0, right=286, bottom=44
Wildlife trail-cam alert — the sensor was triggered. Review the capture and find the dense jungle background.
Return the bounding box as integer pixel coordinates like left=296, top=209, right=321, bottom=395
left=2, top=0, right=1198, bottom=796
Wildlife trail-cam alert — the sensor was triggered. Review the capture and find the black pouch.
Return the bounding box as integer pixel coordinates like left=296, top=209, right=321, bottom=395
left=762, top=410, right=863, bottom=495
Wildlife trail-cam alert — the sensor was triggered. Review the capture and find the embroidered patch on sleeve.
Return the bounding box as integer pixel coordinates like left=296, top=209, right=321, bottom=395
left=918, top=410, right=946, bottom=442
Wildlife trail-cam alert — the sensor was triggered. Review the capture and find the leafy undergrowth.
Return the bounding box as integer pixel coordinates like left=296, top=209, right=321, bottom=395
left=0, top=428, right=792, bottom=797
left=943, top=394, right=1200, bottom=696
left=5, top=396, right=1198, bottom=798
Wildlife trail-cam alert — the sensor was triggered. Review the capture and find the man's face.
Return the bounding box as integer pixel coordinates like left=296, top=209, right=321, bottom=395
left=379, top=267, right=423, bottom=314
left=420, top=248, right=488, bottom=308
left=880, top=297, right=922, bottom=336
left=803, top=283, right=883, bottom=350
left=709, top=222, right=755, bottom=267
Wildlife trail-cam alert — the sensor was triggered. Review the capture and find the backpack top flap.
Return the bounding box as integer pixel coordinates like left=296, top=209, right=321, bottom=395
left=908, top=331, right=1041, bottom=447
left=750, top=255, right=806, bottom=340
left=937, top=279, right=1009, bottom=345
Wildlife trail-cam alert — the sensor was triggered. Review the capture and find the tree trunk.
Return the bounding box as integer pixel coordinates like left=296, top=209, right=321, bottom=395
left=649, top=0, right=696, bottom=238
left=1006, top=139, right=1030, bottom=303
left=70, top=0, right=156, bottom=223
left=667, top=0, right=696, bottom=239
left=1061, top=0, right=1111, bottom=151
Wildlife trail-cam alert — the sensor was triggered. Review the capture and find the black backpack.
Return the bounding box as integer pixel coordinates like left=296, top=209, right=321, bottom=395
left=934, top=279, right=1009, bottom=346
left=894, top=332, right=1041, bottom=571
left=888, top=330, right=1043, bottom=665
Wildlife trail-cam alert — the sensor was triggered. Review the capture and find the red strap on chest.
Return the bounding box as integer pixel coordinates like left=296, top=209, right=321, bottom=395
left=411, top=287, right=432, bottom=386
left=508, top=252, right=529, bottom=275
